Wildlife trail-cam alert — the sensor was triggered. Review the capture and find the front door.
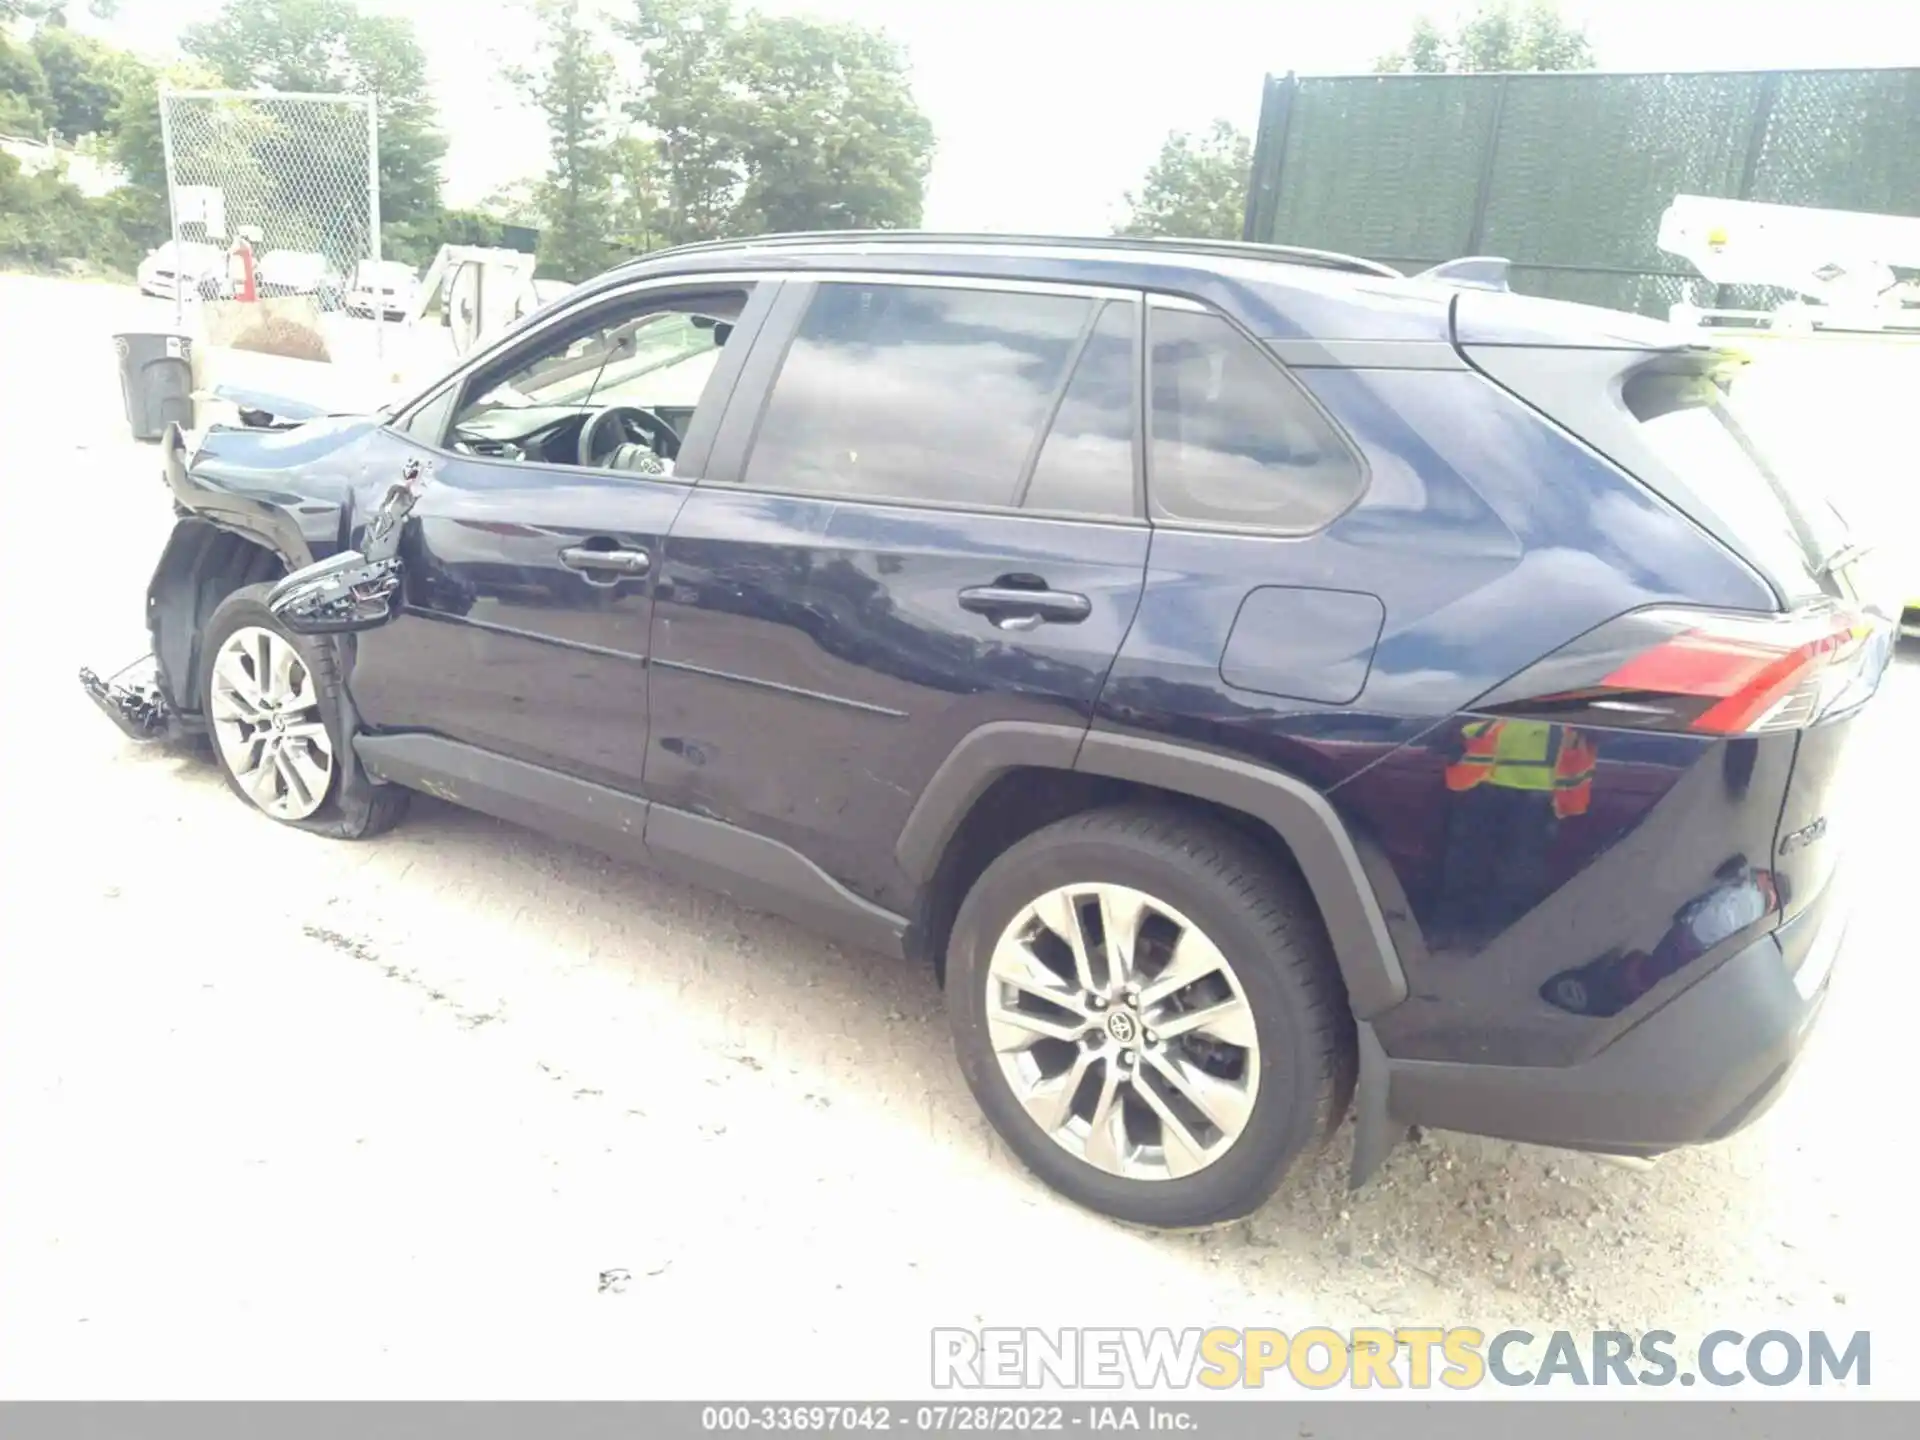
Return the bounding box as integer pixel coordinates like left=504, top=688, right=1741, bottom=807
left=349, top=278, right=772, bottom=792
left=646, top=277, right=1151, bottom=914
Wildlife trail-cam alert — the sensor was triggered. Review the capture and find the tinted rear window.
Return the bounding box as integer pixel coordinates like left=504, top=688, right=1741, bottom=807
left=745, top=282, right=1090, bottom=507
left=1625, top=364, right=1851, bottom=587
left=1021, top=300, right=1137, bottom=518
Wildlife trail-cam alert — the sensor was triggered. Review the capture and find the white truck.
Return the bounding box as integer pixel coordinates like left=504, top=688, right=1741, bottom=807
left=1657, top=193, right=1920, bottom=335
left=1658, top=194, right=1920, bottom=626
left=408, top=245, right=573, bottom=354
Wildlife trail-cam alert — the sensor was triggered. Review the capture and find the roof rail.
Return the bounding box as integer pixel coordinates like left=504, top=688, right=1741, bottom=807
left=616, top=230, right=1404, bottom=280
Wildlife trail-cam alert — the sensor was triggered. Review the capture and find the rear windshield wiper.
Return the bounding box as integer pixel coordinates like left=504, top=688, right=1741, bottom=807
left=1815, top=537, right=1870, bottom=579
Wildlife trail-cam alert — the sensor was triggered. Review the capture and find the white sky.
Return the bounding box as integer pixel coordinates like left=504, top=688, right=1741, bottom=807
left=79, top=0, right=1920, bottom=233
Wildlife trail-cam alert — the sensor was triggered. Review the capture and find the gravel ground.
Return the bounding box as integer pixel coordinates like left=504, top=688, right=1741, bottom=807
left=0, top=273, right=1910, bottom=1399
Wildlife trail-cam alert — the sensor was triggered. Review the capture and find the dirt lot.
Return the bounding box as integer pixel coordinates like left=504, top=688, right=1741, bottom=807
left=1, top=273, right=1911, bottom=1398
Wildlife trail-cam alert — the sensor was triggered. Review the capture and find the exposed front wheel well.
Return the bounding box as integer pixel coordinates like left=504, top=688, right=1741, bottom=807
left=148, top=518, right=289, bottom=716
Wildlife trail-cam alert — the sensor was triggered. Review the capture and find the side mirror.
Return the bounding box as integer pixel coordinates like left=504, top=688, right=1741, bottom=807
left=267, top=550, right=403, bottom=635
left=268, top=456, right=426, bottom=634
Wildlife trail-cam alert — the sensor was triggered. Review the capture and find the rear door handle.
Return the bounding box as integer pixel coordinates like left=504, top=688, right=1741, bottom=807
left=957, top=584, right=1093, bottom=630
left=560, top=544, right=650, bottom=582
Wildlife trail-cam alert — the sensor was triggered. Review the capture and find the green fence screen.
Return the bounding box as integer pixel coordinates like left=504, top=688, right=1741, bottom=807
left=1242, top=67, right=1920, bottom=315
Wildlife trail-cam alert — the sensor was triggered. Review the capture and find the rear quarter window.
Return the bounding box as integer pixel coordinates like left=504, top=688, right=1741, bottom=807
left=1147, top=306, right=1364, bottom=532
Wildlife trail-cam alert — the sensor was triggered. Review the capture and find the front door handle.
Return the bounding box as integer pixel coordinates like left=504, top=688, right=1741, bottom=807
left=560, top=544, right=650, bottom=583
left=957, top=584, right=1093, bottom=630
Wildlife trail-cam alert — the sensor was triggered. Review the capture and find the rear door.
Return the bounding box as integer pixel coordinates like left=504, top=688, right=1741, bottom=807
left=644, top=275, right=1151, bottom=914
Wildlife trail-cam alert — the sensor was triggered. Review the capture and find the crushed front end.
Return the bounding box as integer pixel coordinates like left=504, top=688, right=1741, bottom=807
left=82, top=421, right=423, bottom=747
left=80, top=420, right=302, bottom=746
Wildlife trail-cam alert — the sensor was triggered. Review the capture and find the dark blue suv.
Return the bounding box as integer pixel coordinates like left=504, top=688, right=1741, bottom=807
left=95, top=233, right=1890, bottom=1227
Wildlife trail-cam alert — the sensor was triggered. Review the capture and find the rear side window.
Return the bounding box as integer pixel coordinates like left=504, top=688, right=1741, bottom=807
left=1148, top=306, right=1363, bottom=531
left=745, top=282, right=1090, bottom=507
left=1020, top=299, right=1138, bottom=518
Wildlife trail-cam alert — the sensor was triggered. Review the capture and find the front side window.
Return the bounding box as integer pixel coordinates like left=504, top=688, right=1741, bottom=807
left=1148, top=306, right=1364, bottom=531
left=447, top=288, right=750, bottom=474
left=743, top=282, right=1091, bottom=507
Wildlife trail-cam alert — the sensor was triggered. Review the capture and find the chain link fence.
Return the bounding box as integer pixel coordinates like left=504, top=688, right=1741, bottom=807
left=1243, top=67, right=1920, bottom=315
left=158, top=88, right=381, bottom=340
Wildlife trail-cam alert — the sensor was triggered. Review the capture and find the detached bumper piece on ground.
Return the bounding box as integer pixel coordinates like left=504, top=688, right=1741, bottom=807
left=79, top=659, right=187, bottom=744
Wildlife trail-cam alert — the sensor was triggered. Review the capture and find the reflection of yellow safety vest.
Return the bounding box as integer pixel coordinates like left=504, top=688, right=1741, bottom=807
left=1445, top=719, right=1596, bottom=818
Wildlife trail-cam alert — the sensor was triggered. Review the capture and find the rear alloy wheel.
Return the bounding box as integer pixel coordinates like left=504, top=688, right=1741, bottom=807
left=986, top=883, right=1260, bottom=1181
left=207, top=625, right=335, bottom=820
left=947, top=806, right=1353, bottom=1228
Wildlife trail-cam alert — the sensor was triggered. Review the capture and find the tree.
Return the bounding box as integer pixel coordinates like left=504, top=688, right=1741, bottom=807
left=1115, top=120, right=1251, bottom=240
left=0, top=18, right=178, bottom=274
left=107, top=55, right=216, bottom=195
left=516, top=0, right=620, bottom=280
left=1375, top=0, right=1595, bottom=73
left=181, top=0, right=447, bottom=223
left=0, top=2, right=119, bottom=18
left=478, top=178, right=545, bottom=228
left=0, top=33, right=50, bottom=135
left=382, top=208, right=522, bottom=267
left=728, top=10, right=933, bottom=234
left=31, top=25, right=125, bottom=140
left=619, top=0, right=750, bottom=246
left=605, top=134, right=667, bottom=254
left=618, top=0, right=933, bottom=245
left=502, top=0, right=934, bottom=269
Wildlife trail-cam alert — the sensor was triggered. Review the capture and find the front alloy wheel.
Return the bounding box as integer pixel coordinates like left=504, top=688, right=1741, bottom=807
left=986, top=882, right=1261, bottom=1181
left=207, top=625, right=335, bottom=820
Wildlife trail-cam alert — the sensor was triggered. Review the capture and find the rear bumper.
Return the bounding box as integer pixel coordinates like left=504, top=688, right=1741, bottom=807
left=1381, top=888, right=1844, bottom=1157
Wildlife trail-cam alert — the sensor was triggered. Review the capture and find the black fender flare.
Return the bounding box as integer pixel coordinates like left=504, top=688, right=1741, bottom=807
left=894, top=722, right=1409, bottom=1020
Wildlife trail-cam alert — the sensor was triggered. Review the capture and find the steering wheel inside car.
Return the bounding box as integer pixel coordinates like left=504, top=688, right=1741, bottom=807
left=577, top=404, right=682, bottom=469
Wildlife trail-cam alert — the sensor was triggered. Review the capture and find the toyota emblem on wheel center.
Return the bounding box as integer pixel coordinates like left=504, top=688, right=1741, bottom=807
left=1106, top=1010, right=1139, bottom=1045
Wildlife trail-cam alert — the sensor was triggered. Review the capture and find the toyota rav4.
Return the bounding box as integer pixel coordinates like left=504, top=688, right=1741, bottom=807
left=85, top=232, right=1891, bottom=1228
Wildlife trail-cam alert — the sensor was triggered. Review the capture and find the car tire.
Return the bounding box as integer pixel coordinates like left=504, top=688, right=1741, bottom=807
left=198, top=583, right=408, bottom=841
left=945, top=805, right=1354, bottom=1228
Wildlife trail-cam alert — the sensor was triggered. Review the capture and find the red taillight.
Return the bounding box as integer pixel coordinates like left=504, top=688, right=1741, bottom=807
left=1481, top=605, right=1890, bottom=735
left=1601, top=612, right=1868, bottom=734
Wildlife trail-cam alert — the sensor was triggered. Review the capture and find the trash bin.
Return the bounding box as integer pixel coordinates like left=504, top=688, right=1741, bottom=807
left=113, top=332, right=194, bottom=442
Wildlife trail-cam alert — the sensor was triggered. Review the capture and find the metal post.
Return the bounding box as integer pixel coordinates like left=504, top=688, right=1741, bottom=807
left=1242, top=72, right=1298, bottom=244
left=366, top=94, right=384, bottom=365
left=1709, top=71, right=1783, bottom=312
left=157, top=83, right=183, bottom=332
left=1242, top=74, right=1277, bottom=242
left=1735, top=72, right=1783, bottom=203
left=1464, top=73, right=1511, bottom=255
